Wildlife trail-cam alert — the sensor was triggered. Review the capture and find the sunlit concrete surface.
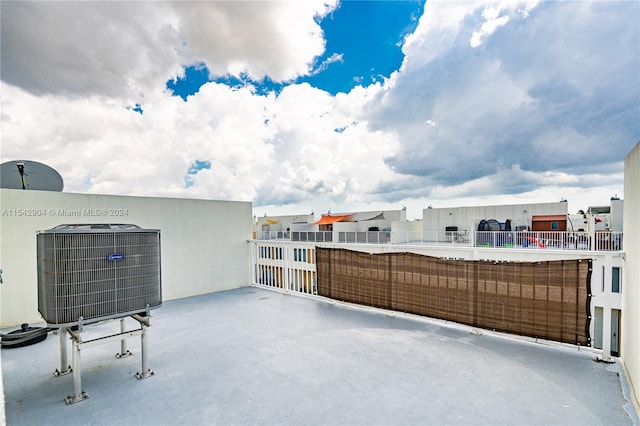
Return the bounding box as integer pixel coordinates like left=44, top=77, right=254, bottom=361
left=2, top=286, right=638, bottom=425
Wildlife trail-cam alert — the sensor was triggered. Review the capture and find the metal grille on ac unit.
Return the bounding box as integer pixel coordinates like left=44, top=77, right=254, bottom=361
left=37, top=224, right=162, bottom=327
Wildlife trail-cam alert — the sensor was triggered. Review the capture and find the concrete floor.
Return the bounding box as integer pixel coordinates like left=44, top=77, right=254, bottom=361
left=1, top=286, right=638, bottom=425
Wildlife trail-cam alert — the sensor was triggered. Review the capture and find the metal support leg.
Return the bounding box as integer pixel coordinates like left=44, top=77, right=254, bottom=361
left=65, top=337, right=89, bottom=404
left=54, top=328, right=72, bottom=376
left=55, top=318, right=153, bottom=404
left=115, top=318, right=132, bottom=358
left=135, top=323, right=154, bottom=379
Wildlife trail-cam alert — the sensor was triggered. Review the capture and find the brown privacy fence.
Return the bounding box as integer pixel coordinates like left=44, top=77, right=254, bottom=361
left=316, top=248, right=592, bottom=346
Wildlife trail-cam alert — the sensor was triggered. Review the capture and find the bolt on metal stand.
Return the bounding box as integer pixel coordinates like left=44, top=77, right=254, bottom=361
left=58, top=315, right=154, bottom=405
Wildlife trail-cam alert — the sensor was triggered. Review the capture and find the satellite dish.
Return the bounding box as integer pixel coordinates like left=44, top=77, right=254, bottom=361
left=0, top=160, right=64, bottom=191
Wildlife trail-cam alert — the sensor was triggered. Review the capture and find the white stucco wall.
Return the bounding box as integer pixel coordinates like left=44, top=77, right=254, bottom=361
left=332, top=220, right=389, bottom=232
left=0, top=189, right=252, bottom=328
left=610, top=199, right=624, bottom=232
left=257, top=214, right=315, bottom=233
left=622, top=142, right=640, bottom=404
left=390, top=220, right=423, bottom=243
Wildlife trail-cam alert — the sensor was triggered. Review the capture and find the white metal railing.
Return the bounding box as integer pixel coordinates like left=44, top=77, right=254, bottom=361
left=256, top=231, right=290, bottom=241
left=291, top=231, right=333, bottom=242
left=255, top=230, right=623, bottom=251
left=337, top=231, right=391, bottom=244
left=252, top=241, right=317, bottom=295
left=391, top=230, right=472, bottom=245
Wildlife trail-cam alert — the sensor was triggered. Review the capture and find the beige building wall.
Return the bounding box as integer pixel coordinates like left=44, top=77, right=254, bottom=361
left=0, top=189, right=252, bottom=328
left=622, top=141, right=640, bottom=405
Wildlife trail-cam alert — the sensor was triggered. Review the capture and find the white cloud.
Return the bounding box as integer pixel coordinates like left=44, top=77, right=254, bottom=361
left=1, top=2, right=179, bottom=99
left=371, top=0, right=638, bottom=192
left=177, top=1, right=337, bottom=82
left=469, top=1, right=539, bottom=48
left=1, top=75, right=399, bottom=210
left=469, top=6, right=510, bottom=48
left=311, top=53, right=345, bottom=76
left=254, top=83, right=400, bottom=206
left=1, top=82, right=274, bottom=200
left=0, top=1, right=337, bottom=99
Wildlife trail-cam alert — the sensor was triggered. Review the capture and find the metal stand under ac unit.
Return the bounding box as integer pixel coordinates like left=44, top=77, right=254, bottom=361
left=54, top=315, right=155, bottom=405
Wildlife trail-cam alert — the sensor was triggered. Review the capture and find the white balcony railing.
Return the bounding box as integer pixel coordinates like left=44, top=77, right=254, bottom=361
left=255, top=230, right=623, bottom=252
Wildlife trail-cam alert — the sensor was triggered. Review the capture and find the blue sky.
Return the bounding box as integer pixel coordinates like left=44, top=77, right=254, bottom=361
left=167, top=1, right=423, bottom=99
left=1, top=0, right=639, bottom=218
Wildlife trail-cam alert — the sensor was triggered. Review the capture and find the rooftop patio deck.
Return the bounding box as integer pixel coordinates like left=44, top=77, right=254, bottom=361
left=2, top=286, right=638, bottom=425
